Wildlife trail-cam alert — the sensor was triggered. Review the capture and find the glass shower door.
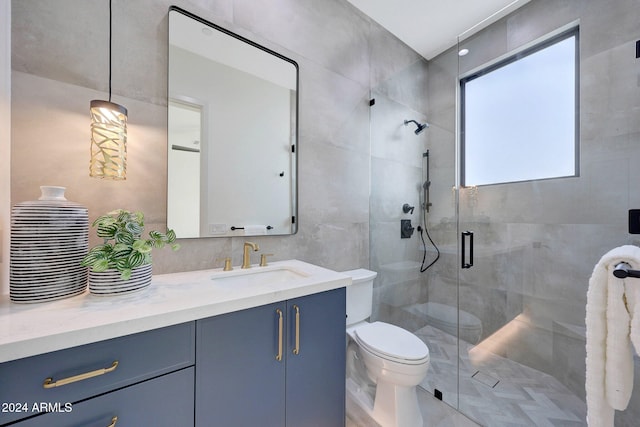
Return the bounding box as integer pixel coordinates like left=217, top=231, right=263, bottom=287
left=415, top=45, right=461, bottom=411
left=454, top=28, right=589, bottom=426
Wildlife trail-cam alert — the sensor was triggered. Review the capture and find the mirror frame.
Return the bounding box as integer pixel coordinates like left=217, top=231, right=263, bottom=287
left=167, top=6, right=299, bottom=238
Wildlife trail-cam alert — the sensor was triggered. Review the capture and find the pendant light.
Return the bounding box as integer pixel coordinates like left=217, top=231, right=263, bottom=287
left=90, top=0, right=128, bottom=180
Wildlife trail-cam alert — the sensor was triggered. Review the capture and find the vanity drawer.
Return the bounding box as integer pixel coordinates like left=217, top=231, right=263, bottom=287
left=0, top=322, right=195, bottom=425
left=12, top=367, right=194, bottom=427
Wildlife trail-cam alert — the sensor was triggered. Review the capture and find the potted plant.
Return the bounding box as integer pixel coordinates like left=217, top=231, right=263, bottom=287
left=81, top=209, right=180, bottom=295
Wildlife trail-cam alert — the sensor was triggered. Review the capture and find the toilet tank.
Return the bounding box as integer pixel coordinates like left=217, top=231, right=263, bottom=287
left=342, top=269, right=377, bottom=326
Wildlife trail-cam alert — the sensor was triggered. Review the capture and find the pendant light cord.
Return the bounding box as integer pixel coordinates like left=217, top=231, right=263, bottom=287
left=108, top=0, right=112, bottom=102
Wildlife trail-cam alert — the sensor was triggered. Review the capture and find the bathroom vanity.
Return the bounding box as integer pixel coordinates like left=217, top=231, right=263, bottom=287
left=197, top=288, right=345, bottom=426
left=0, top=260, right=349, bottom=426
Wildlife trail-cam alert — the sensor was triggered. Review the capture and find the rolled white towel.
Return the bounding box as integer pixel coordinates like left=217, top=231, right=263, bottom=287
left=631, top=285, right=640, bottom=353
left=586, top=245, right=640, bottom=426
left=604, top=268, right=633, bottom=410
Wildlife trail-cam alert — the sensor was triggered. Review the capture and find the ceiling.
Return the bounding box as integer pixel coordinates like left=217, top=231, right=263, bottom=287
left=345, top=0, right=531, bottom=60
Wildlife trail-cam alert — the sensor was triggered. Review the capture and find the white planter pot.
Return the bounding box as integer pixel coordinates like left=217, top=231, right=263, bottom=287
left=88, top=264, right=152, bottom=296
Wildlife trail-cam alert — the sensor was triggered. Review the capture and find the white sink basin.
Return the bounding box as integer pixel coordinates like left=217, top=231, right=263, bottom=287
left=211, top=266, right=309, bottom=287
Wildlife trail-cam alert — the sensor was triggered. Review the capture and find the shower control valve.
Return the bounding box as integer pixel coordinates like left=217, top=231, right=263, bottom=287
left=402, top=203, right=415, bottom=214
left=401, top=219, right=415, bottom=239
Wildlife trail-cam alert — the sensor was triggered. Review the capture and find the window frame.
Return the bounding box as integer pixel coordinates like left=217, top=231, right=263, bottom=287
left=460, top=27, right=580, bottom=187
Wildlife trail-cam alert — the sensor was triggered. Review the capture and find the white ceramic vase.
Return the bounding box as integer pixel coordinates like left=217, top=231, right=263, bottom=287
left=10, top=186, right=88, bottom=303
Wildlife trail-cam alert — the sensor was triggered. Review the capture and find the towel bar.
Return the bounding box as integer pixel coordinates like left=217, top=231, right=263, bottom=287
left=613, top=262, right=640, bottom=279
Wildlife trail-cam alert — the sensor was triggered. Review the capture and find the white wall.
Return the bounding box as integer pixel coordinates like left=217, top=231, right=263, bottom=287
left=167, top=101, right=201, bottom=238
left=0, top=1, right=10, bottom=296
left=170, top=46, right=292, bottom=235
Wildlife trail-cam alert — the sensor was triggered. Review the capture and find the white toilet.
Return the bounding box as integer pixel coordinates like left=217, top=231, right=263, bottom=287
left=344, top=269, right=430, bottom=427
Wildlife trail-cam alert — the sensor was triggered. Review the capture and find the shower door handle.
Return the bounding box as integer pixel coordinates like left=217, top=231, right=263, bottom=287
left=461, top=231, right=474, bottom=269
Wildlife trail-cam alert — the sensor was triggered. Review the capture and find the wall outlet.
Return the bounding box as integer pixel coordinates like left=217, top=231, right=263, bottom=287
left=209, top=223, right=227, bottom=235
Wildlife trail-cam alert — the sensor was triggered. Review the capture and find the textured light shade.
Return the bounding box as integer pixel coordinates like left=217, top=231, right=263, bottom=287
left=90, top=100, right=128, bottom=180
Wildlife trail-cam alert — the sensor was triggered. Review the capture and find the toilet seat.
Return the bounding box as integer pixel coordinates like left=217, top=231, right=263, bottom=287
left=354, top=322, right=429, bottom=365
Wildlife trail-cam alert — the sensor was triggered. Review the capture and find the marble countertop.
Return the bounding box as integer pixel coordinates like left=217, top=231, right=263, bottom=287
left=0, top=260, right=351, bottom=364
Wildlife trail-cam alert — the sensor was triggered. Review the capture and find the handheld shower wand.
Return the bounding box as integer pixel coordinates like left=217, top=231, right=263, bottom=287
left=422, top=151, right=432, bottom=212
left=419, top=149, right=439, bottom=272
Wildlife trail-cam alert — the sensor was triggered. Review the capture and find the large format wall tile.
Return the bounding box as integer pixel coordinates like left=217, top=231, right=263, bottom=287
left=425, top=1, right=640, bottom=424
left=234, top=0, right=371, bottom=87
left=10, top=0, right=401, bottom=275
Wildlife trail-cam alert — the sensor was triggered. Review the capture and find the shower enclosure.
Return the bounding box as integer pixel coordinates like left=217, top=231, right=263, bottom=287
left=368, top=1, right=640, bottom=426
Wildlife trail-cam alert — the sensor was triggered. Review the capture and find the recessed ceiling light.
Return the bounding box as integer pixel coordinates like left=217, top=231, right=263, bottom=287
left=458, top=48, right=470, bottom=56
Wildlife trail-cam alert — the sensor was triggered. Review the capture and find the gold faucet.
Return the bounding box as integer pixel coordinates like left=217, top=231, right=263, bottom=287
left=242, top=242, right=259, bottom=269
left=260, top=253, right=274, bottom=267
left=216, top=257, right=232, bottom=271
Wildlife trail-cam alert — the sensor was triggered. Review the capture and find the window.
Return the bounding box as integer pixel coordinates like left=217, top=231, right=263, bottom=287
left=461, top=28, right=578, bottom=186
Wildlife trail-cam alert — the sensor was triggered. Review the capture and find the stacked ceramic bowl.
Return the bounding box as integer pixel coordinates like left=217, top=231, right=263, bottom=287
left=10, top=186, right=89, bottom=303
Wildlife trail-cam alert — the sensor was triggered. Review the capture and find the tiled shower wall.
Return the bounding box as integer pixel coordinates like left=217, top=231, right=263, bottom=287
left=6, top=0, right=423, bottom=294
left=368, top=0, right=640, bottom=424
left=368, top=58, right=431, bottom=323
left=425, top=0, right=640, bottom=425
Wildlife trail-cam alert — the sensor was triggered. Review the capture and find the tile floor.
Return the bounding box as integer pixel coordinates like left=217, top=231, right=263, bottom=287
left=346, top=323, right=588, bottom=426
left=346, top=383, right=480, bottom=427
left=415, top=325, right=587, bottom=426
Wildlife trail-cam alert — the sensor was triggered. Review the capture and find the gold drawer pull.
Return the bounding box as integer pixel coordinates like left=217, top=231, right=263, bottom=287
left=107, top=416, right=118, bottom=427
left=43, top=361, right=119, bottom=389
left=293, top=305, right=300, bottom=355
left=276, top=309, right=283, bottom=361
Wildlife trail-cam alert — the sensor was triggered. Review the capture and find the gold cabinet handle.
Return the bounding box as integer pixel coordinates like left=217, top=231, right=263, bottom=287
left=276, top=309, right=283, bottom=361
left=43, top=361, right=119, bottom=389
left=293, top=305, right=300, bottom=355
left=107, top=416, right=118, bottom=427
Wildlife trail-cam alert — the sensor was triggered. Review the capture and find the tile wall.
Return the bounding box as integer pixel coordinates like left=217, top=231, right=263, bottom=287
left=7, top=0, right=422, bottom=294
left=424, top=1, right=640, bottom=425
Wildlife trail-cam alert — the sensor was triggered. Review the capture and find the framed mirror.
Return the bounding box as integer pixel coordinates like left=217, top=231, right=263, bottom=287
left=168, top=6, right=298, bottom=238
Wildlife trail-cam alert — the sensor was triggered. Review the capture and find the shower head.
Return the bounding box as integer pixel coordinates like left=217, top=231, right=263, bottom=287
left=404, top=119, right=429, bottom=135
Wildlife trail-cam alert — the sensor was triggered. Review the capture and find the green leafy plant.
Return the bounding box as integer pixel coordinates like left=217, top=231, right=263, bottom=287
left=81, top=209, right=180, bottom=280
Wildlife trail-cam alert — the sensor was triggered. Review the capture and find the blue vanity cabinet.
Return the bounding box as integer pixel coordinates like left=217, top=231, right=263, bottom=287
left=196, top=300, right=287, bottom=426
left=10, top=367, right=194, bottom=427
left=285, top=288, right=346, bottom=426
left=195, top=287, right=346, bottom=427
left=0, top=322, right=195, bottom=426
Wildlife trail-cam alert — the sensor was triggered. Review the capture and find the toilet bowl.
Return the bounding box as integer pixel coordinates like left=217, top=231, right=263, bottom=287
left=344, top=269, right=430, bottom=427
